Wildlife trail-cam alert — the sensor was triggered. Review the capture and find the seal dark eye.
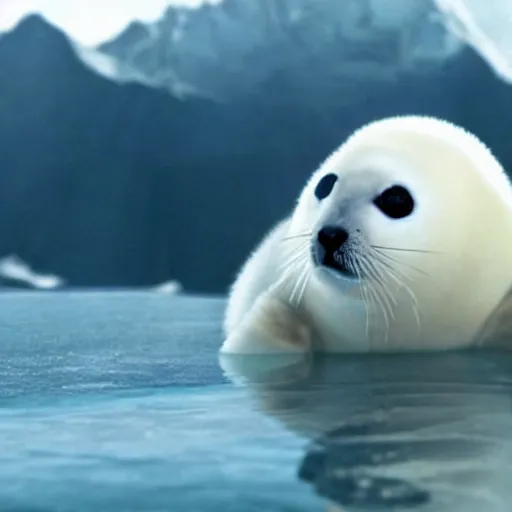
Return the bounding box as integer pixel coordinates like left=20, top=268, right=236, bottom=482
left=374, top=185, right=414, bottom=219
left=314, top=173, right=338, bottom=200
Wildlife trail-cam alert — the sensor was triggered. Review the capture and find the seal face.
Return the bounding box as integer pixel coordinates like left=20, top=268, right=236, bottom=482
left=221, top=115, right=512, bottom=354
left=311, top=179, right=416, bottom=281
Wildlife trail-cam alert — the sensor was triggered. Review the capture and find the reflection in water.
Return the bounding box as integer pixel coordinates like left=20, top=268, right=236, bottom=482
left=220, top=351, right=512, bottom=511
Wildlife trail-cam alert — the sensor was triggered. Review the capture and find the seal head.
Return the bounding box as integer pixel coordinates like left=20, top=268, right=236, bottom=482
left=285, top=116, right=512, bottom=350
left=223, top=115, right=512, bottom=353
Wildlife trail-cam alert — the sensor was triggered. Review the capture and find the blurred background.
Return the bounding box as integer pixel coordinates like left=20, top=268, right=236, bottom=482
left=0, top=0, right=510, bottom=295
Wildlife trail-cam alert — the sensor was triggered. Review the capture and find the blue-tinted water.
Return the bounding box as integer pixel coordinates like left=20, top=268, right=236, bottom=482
left=0, top=292, right=511, bottom=511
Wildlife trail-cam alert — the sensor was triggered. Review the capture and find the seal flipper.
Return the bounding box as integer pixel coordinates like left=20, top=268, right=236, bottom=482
left=220, top=291, right=312, bottom=354
left=474, top=284, right=512, bottom=349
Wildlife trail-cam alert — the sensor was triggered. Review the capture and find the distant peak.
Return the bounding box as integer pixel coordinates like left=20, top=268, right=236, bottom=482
left=125, top=20, right=148, bottom=32
left=117, top=20, right=149, bottom=38
left=98, top=20, right=150, bottom=51
left=0, top=11, right=77, bottom=61
left=13, top=13, right=56, bottom=35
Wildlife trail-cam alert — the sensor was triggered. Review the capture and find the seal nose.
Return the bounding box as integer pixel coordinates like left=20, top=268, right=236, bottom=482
left=317, top=226, right=348, bottom=252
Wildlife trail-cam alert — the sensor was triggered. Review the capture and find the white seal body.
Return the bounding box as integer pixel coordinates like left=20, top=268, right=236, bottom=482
left=221, top=116, right=512, bottom=354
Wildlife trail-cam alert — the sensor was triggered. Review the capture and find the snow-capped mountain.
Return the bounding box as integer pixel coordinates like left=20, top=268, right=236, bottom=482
left=91, top=0, right=463, bottom=102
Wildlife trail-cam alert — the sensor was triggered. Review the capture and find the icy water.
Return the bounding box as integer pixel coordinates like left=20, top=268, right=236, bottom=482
left=0, top=292, right=512, bottom=512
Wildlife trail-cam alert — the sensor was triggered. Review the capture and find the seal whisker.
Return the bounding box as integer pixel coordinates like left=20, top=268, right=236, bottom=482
left=281, top=232, right=313, bottom=242
left=402, top=281, right=422, bottom=337
left=280, top=251, right=308, bottom=282
left=285, top=245, right=310, bottom=307
left=359, top=257, right=396, bottom=321
left=289, top=260, right=310, bottom=308
left=365, top=278, right=389, bottom=344
left=371, top=245, right=442, bottom=255
left=277, top=264, right=298, bottom=287
left=371, top=248, right=448, bottom=300
left=279, top=261, right=308, bottom=290
left=362, top=258, right=398, bottom=309
left=369, top=249, right=421, bottom=294
left=372, top=249, right=432, bottom=280
left=279, top=241, right=309, bottom=271
left=281, top=238, right=309, bottom=253
left=351, top=255, right=372, bottom=344
left=360, top=284, right=372, bottom=344
left=358, top=258, right=392, bottom=344
left=369, top=250, right=414, bottom=283
left=279, top=252, right=307, bottom=273
left=370, top=252, right=423, bottom=338
left=295, top=266, right=312, bottom=307
left=270, top=241, right=309, bottom=295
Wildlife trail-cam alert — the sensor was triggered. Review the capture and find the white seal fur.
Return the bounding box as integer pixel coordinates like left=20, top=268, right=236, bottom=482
left=221, top=115, right=512, bottom=354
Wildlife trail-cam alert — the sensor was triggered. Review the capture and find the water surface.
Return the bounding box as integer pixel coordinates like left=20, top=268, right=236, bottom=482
left=0, top=292, right=511, bottom=511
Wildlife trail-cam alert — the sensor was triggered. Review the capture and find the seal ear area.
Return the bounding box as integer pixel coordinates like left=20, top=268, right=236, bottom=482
left=474, top=284, right=512, bottom=349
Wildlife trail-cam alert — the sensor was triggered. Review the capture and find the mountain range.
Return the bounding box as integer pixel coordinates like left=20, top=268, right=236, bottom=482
left=0, top=5, right=511, bottom=293
left=92, top=0, right=462, bottom=101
